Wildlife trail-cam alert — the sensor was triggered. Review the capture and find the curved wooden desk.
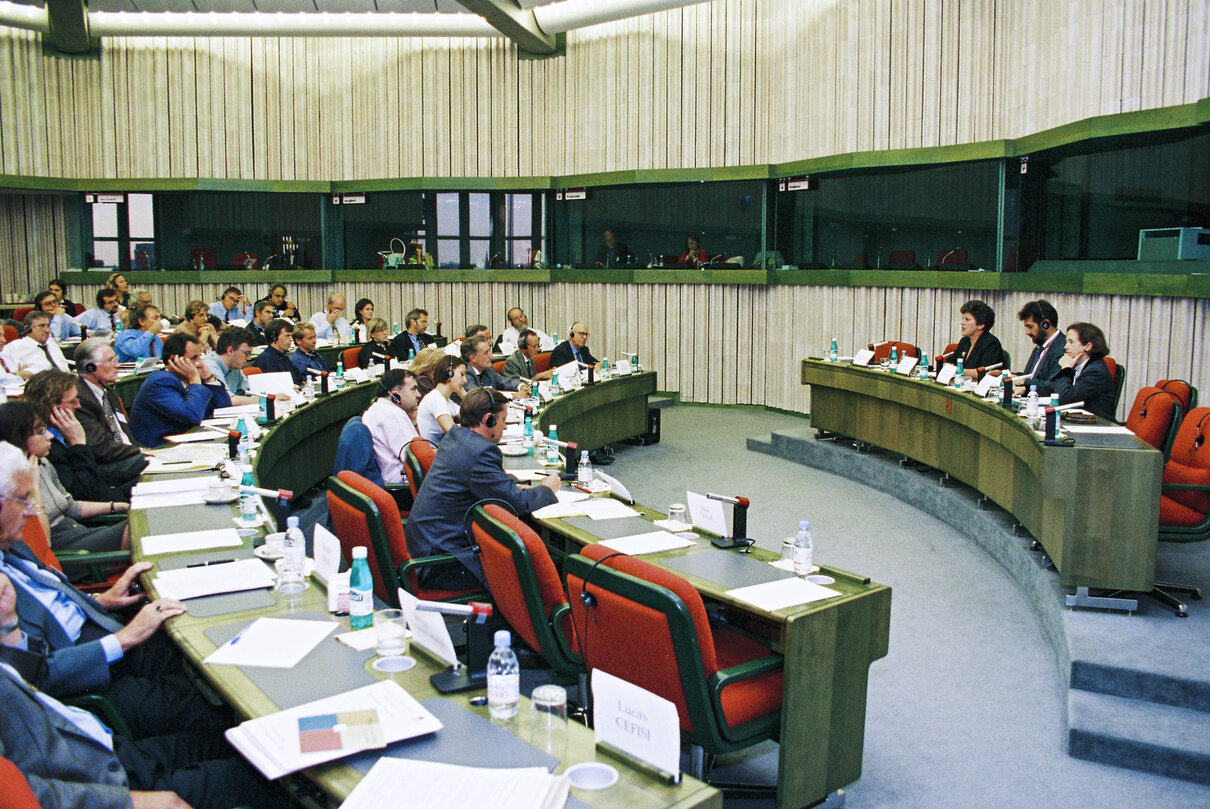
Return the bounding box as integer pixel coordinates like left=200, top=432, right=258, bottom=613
left=801, top=359, right=1161, bottom=592
left=536, top=372, right=657, bottom=453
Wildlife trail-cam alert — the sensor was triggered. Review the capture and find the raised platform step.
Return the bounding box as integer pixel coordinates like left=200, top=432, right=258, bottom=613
left=749, top=426, right=1210, bottom=784
left=1068, top=690, right=1210, bottom=785
left=648, top=393, right=678, bottom=410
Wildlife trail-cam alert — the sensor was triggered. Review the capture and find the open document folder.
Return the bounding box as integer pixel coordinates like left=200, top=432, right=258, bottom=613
left=226, top=680, right=442, bottom=780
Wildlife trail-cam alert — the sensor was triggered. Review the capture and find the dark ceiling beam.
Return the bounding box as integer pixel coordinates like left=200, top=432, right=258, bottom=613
left=46, top=0, right=90, bottom=54
left=453, top=0, right=555, bottom=55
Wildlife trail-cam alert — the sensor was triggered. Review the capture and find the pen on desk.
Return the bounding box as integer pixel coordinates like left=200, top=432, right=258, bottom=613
left=187, top=558, right=236, bottom=568
left=159, top=460, right=192, bottom=466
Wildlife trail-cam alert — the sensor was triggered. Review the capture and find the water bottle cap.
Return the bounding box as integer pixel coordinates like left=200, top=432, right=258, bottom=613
left=580, top=450, right=589, bottom=460
left=1030, top=384, right=1037, bottom=391
left=287, top=516, right=299, bottom=528
left=352, top=546, right=367, bottom=558
left=799, top=520, right=810, bottom=530
left=494, top=630, right=511, bottom=648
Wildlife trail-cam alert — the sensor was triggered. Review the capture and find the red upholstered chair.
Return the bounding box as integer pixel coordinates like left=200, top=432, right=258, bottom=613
left=533, top=351, right=552, bottom=375
left=1156, top=378, right=1198, bottom=412
left=1124, top=387, right=1182, bottom=458
left=852, top=252, right=870, bottom=268
left=0, top=755, right=42, bottom=809
left=71, top=303, right=86, bottom=316
left=564, top=544, right=783, bottom=781
left=1148, top=407, right=1210, bottom=615
left=867, top=341, right=917, bottom=362
left=12, top=306, right=33, bottom=322
left=887, top=250, right=919, bottom=268
left=189, top=248, right=217, bottom=269
left=469, top=504, right=582, bottom=678
left=402, top=437, right=436, bottom=501
left=936, top=342, right=959, bottom=366
left=341, top=347, right=361, bottom=371
left=326, top=471, right=485, bottom=605
left=1102, top=357, right=1126, bottom=415
left=243, top=366, right=263, bottom=376
left=492, top=358, right=507, bottom=374
left=936, top=248, right=969, bottom=267
left=3, top=324, right=17, bottom=343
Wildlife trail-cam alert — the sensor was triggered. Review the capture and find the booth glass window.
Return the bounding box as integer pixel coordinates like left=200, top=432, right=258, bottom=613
left=151, top=191, right=321, bottom=270
left=340, top=191, right=427, bottom=269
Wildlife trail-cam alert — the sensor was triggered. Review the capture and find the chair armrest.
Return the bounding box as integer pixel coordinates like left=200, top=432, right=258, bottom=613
left=709, top=653, right=784, bottom=697
left=1161, top=483, right=1210, bottom=492
left=64, top=693, right=134, bottom=738
left=548, top=602, right=584, bottom=666
left=55, top=549, right=132, bottom=567
left=396, top=553, right=479, bottom=597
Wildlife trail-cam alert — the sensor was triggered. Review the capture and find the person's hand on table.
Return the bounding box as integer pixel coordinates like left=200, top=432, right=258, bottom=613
left=49, top=403, right=87, bottom=446
left=540, top=472, right=561, bottom=494
left=517, top=383, right=532, bottom=398
left=0, top=572, right=22, bottom=646
left=94, top=562, right=153, bottom=610
left=114, top=599, right=187, bottom=651
left=132, top=790, right=194, bottom=809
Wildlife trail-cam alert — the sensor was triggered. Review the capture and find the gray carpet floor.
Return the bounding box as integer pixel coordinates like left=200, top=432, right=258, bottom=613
left=603, top=404, right=1210, bottom=809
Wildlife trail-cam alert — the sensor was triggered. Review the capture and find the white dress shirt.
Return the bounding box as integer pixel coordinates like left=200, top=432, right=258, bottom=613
left=361, top=398, right=419, bottom=485
left=309, top=312, right=352, bottom=342
left=2, top=336, right=68, bottom=373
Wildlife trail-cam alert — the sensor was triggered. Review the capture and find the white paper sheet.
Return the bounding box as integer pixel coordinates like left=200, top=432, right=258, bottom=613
left=507, top=469, right=547, bottom=481
left=248, top=371, right=296, bottom=395
left=312, top=523, right=342, bottom=583
left=398, top=588, right=458, bottom=666
left=152, top=558, right=277, bottom=600
left=651, top=518, right=693, bottom=532
left=339, top=758, right=569, bottom=809
left=935, top=364, right=957, bottom=385
left=226, top=680, right=442, bottom=780
left=1062, top=424, right=1135, bottom=435
left=140, top=528, right=243, bottom=556
left=531, top=498, right=640, bottom=521
left=132, top=476, right=219, bottom=496
left=165, top=431, right=226, bottom=444
left=598, top=531, right=697, bottom=555
left=131, top=491, right=212, bottom=510
left=685, top=491, right=728, bottom=537
left=851, top=349, right=874, bottom=366
left=212, top=404, right=261, bottom=419
left=975, top=373, right=999, bottom=397
left=204, top=617, right=337, bottom=668
left=896, top=355, right=918, bottom=375
left=725, top=576, right=841, bottom=611
left=554, top=489, right=590, bottom=504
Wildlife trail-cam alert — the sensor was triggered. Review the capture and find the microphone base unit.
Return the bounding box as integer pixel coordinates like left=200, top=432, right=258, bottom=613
left=711, top=535, right=750, bottom=550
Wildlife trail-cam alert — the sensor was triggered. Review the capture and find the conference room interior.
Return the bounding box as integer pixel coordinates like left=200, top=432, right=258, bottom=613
left=1, top=0, right=1209, bottom=806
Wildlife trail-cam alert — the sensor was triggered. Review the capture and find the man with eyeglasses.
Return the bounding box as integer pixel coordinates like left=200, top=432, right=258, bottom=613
left=550, top=321, right=601, bottom=370
left=208, top=286, right=251, bottom=324
left=203, top=327, right=259, bottom=406
left=2, top=311, right=69, bottom=375
left=113, top=303, right=163, bottom=362
left=73, top=339, right=145, bottom=467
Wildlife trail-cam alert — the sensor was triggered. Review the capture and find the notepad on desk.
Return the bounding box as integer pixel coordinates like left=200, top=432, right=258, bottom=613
left=598, top=530, right=696, bottom=555
left=340, top=758, right=569, bottom=809
left=726, top=576, right=842, bottom=612
left=205, top=617, right=337, bottom=669
left=152, top=558, right=276, bottom=601
left=141, top=527, right=243, bottom=556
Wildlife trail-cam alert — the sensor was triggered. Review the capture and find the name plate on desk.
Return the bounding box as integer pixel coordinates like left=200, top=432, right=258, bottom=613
left=935, top=364, right=956, bottom=385
left=592, top=670, right=681, bottom=782
left=896, top=356, right=918, bottom=375
left=974, top=373, right=999, bottom=398
left=852, top=349, right=874, bottom=366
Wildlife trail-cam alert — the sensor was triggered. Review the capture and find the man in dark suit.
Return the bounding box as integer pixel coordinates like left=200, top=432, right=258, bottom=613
left=387, top=307, right=435, bottom=361
left=253, top=318, right=303, bottom=384
left=550, top=321, right=601, bottom=370
left=129, top=333, right=232, bottom=447
left=72, top=338, right=149, bottom=488
left=405, top=388, right=559, bottom=589
left=1014, top=299, right=1066, bottom=397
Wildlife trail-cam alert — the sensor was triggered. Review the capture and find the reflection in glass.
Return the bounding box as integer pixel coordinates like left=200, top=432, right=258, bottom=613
left=128, top=193, right=155, bottom=239
left=468, top=193, right=490, bottom=237
left=436, top=238, right=460, bottom=269
left=92, top=203, right=119, bottom=238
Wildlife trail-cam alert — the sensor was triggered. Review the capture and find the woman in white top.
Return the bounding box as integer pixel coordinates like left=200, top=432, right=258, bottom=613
left=416, top=355, right=467, bottom=446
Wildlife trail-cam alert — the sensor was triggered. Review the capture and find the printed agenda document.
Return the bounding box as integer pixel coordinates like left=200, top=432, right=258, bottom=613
left=339, top=758, right=569, bottom=809
left=226, top=680, right=442, bottom=781
left=140, top=527, right=243, bottom=556
left=152, top=558, right=277, bottom=601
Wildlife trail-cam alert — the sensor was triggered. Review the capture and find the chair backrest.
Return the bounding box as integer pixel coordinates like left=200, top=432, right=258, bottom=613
left=887, top=249, right=916, bottom=266
left=565, top=543, right=719, bottom=738
left=1162, top=406, right=1210, bottom=519
left=12, top=307, right=32, bottom=322
left=492, top=358, right=507, bottom=373
left=342, top=346, right=361, bottom=370
left=189, top=248, right=217, bottom=269
left=936, top=248, right=969, bottom=265
left=868, top=341, right=917, bottom=362
left=533, top=351, right=552, bottom=375
left=1103, top=357, right=1126, bottom=413
left=403, top=437, right=436, bottom=499
left=21, top=515, right=62, bottom=571
left=1156, top=378, right=1197, bottom=412
left=243, top=366, right=262, bottom=376
left=71, top=302, right=86, bottom=316
left=0, top=755, right=42, bottom=809
left=470, top=504, right=580, bottom=674
left=3, top=324, right=17, bottom=343
left=326, top=470, right=410, bottom=603
left=334, top=416, right=385, bottom=488
left=853, top=252, right=869, bottom=267
left=233, top=251, right=258, bottom=268
left=1125, top=387, right=1182, bottom=457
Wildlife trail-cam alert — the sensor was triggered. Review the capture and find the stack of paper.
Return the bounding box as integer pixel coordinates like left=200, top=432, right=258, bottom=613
left=151, top=558, right=277, bottom=600
left=205, top=618, right=338, bottom=668
left=532, top=498, right=639, bottom=521
left=340, top=758, right=569, bottom=809
left=130, top=476, right=220, bottom=510
left=140, top=527, right=243, bottom=556
left=598, top=530, right=696, bottom=555
left=726, top=577, right=841, bottom=611
left=226, top=680, right=442, bottom=780
left=143, top=445, right=226, bottom=474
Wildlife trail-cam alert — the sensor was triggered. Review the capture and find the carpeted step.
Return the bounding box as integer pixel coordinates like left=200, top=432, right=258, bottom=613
left=648, top=394, right=677, bottom=410
left=1071, top=660, right=1210, bottom=714
left=1067, top=690, right=1210, bottom=785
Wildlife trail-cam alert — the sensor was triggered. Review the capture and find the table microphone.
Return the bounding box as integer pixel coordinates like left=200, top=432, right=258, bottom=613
left=706, top=492, right=752, bottom=550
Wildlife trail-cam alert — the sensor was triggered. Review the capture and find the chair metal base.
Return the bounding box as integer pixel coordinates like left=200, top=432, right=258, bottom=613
left=1146, top=580, right=1203, bottom=618
left=1065, top=586, right=1138, bottom=614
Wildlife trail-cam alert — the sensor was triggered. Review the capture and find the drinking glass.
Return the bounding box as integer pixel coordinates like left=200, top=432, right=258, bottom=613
left=530, top=684, right=568, bottom=757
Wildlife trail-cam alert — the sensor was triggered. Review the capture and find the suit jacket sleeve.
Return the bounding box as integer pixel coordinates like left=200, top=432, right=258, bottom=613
left=1030, top=339, right=1067, bottom=396
left=550, top=342, right=572, bottom=368
left=1054, top=359, right=1116, bottom=419
left=466, top=443, right=558, bottom=518
left=501, top=353, right=529, bottom=381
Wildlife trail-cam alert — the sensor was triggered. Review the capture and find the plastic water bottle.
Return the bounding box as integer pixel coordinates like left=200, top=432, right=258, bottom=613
left=237, top=418, right=252, bottom=464
left=1026, top=385, right=1039, bottom=418
left=918, top=354, right=930, bottom=380
left=601, top=357, right=611, bottom=380
left=523, top=414, right=534, bottom=453
left=486, top=630, right=520, bottom=721
left=631, top=352, right=640, bottom=373
left=239, top=465, right=258, bottom=522
left=577, top=450, right=593, bottom=484
left=550, top=372, right=561, bottom=396
left=391, top=322, right=400, bottom=337
left=793, top=520, right=814, bottom=576
left=954, top=357, right=964, bottom=388
left=335, top=358, right=345, bottom=389
left=407, top=346, right=415, bottom=362
left=303, top=378, right=315, bottom=403
left=257, top=394, right=268, bottom=423
left=348, top=546, right=373, bottom=630
left=889, top=345, right=898, bottom=373
left=829, top=338, right=839, bottom=363
left=545, top=424, right=560, bottom=465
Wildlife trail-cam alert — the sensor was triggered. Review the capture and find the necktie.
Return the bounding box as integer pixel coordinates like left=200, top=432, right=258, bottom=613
left=1026, top=346, right=1041, bottom=374
left=109, top=313, right=115, bottom=330
left=574, top=348, right=582, bottom=364
left=100, top=392, right=128, bottom=444
left=39, top=342, right=59, bottom=370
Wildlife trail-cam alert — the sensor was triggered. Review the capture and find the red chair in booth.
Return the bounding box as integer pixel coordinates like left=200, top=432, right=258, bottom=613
left=492, top=358, right=507, bottom=374
left=1156, top=378, right=1198, bottom=412
left=1124, top=386, right=1183, bottom=458
left=887, top=250, right=920, bottom=269
left=1102, top=357, right=1126, bottom=415
left=326, top=470, right=485, bottom=605
left=564, top=543, right=784, bottom=783
left=234, top=252, right=258, bottom=269
left=936, top=248, right=969, bottom=267
left=189, top=248, right=217, bottom=269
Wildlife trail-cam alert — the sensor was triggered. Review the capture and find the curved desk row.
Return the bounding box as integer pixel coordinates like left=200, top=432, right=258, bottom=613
left=801, top=359, right=1161, bottom=592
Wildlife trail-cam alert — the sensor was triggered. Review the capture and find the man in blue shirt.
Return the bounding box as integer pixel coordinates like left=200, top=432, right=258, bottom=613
left=34, top=290, right=80, bottom=343
left=207, top=286, right=251, bottom=324
left=113, top=304, right=163, bottom=362
left=129, top=333, right=231, bottom=446
left=290, top=321, right=330, bottom=380
left=73, top=289, right=122, bottom=335
left=203, top=327, right=259, bottom=406
left=309, top=292, right=352, bottom=342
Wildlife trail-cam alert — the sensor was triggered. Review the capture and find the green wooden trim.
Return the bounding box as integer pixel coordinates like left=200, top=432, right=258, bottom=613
left=773, top=140, right=1012, bottom=176
left=61, top=269, right=332, bottom=284
left=517, top=31, right=566, bottom=61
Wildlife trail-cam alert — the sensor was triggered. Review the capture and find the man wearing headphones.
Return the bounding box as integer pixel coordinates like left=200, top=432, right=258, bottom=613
left=462, top=335, right=530, bottom=397
left=1014, top=299, right=1066, bottom=397
left=362, top=369, right=420, bottom=485
left=74, top=338, right=145, bottom=467
left=129, top=333, right=232, bottom=446
left=406, top=387, right=560, bottom=589
left=2, top=310, right=69, bottom=374
left=550, top=321, right=601, bottom=370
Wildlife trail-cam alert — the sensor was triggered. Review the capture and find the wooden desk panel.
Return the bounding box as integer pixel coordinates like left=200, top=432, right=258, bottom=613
left=536, top=372, right=656, bottom=453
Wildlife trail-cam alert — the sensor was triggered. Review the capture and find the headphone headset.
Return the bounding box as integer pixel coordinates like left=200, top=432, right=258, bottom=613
left=1040, top=318, right=1051, bottom=331
left=83, top=360, right=97, bottom=374
left=377, top=377, right=403, bottom=406
left=442, top=356, right=457, bottom=381
left=1190, top=410, right=1210, bottom=456
left=578, top=552, right=625, bottom=609
left=484, top=389, right=499, bottom=429
left=1136, top=389, right=1177, bottom=419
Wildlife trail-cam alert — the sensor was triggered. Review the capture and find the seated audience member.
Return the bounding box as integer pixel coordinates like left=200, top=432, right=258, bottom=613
left=73, top=338, right=148, bottom=470
left=21, top=370, right=138, bottom=502
left=208, top=286, right=251, bottom=324
left=408, top=346, right=448, bottom=399
left=406, top=388, right=559, bottom=588
left=362, top=369, right=421, bottom=486
left=950, top=299, right=1005, bottom=380
left=34, top=290, right=80, bottom=343
left=388, top=307, right=434, bottom=360
left=351, top=297, right=376, bottom=342
left=310, top=292, right=353, bottom=342
left=204, top=327, right=259, bottom=406
left=291, top=322, right=330, bottom=380
left=73, top=288, right=123, bottom=335
left=465, top=324, right=490, bottom=341
left=105, top=271, right=131, bottom=309
left=678, top=234, right=708, bottom=266
left=113, top=303, right=164, bottom=362
left=1052, top=322, right=1117, bottom=421
left=494, top=306, right=549, bottom=354
left=0, top=401, right=129, bottom=552
left=130, top=332, right=232, bottom=446
left=595, top=228, right=636, bottom=268
left=416, top=355, right=467, bottom=446
left=46, top=277, right=77, bottom=315
left=1014, top=299, right=1066, bottom=396
left=550, top=321, right=601, bottom=370
left=173, top=299, right=220, bottom=351
left=130, top=286, right=153, bottom=310
left=503, top=328, right=554, bottom=382
left=267, top=283, right=299, bottom=320
left=357, top=317, right=392, bottom=369
left=247, top=298, right=275, bottom=345
left=406, top=239, right=434, bottom=268
left=462, top=334, right=528, bottom=396
left=254, top=318, right=303, bottom=384
left=3, top=311, right=69, bottom=374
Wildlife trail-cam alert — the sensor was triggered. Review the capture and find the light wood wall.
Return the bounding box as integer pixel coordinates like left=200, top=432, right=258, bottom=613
left=0, top=0, right=1205, bottom=181
left=54, top=279, right=1210, bottom=421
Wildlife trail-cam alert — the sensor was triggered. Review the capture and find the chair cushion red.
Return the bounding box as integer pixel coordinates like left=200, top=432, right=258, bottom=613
left=1157, top=379, right=1194, bottom=412
left=1124, top=387, right=1178, bottom=452
left=1162, top=459, right=1210, bottom=518
left=713, top=624, right=784, bottom=729
left=1160, top=495, right=1207, bottom=527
